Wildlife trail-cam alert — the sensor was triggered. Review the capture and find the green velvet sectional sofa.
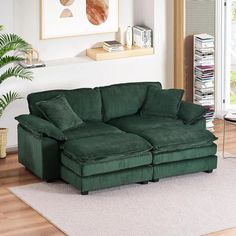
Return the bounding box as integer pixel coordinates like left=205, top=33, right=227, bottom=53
left=16, top=82, right=217, bottom=195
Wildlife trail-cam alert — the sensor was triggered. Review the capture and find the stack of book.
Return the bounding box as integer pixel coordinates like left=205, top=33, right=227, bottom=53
left=193, top=34, right=215, bottom=131
left=103, top=41, right=124, bottom=52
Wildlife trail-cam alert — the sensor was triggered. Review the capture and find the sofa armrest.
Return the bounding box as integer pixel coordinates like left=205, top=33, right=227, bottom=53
left=18, top=125, right=61, bottom=181
left=15, top=114, right=66, bottom=141
left=178, top=101, right=207, bottom=125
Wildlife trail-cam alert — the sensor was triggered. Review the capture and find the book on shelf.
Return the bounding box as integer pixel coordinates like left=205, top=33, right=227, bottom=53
left=195, top=90, right=214, bottom=97
left=195, top=81, right=214, bottom=87
left=195, top=71, right=214, bottom=77
left=195, top=100, right=215, bottom=106
left=103, top=45, right=124, bottom=52
left=195, top=54, right=214, bottom=59
left=195, top=65, right=214, bottom=71
left=195, top=61, right=214, bottom=67
left=195, top=34, right=214, bottom=48
left=194, top=33, right=215, bottom=132
left=195, top=41, right=214, bottom=49
left=103, top=40, right=122, bottom=47
left=195, top=50, right=214, bottom=57
left=103, top=40, right=124, bottom=52
left=133, top=25, right=152, bottom=48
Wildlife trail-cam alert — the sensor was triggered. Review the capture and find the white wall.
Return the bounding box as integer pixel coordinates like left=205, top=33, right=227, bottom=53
left=0, top=0, right=174, bottom=149
left=0, top=0, right=14, bottom=33
left=14, top=0, right=136, bottom=60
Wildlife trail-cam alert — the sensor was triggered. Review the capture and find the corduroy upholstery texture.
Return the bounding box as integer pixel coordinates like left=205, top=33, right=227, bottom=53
left=28, top=88, right=102, bottom=121
left=154, top=156, right=217, bottom=179
left=135, top=126, right=217, bottom=152
left=36, top=95, right=83, bottom=131
left=192, top=118, right=207, bottom=130
left=61, top=152, right=152, bottom=177
left=15, top=115, right=66, bottom=141
left=108, top=115, right=184, bottom=133
left=61, top=165, right=153, bottom=192
left=178, top=101, right=207, bottom=124
left=100, top=82, right=162, bottom=121
left=64, top=121, right=122, bottom=140
left=61, top=133, right=152, bottom=163
left=141, top=87, right=184, bottom=118
left=17, top=81, right=218, bottom=194
left=153, top=144, right=217, bottom=164
left=18, top=125, right=61, bottom=180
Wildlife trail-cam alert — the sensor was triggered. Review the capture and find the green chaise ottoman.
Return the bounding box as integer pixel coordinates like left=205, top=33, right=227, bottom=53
left=60, top=132, right=153, bottom=195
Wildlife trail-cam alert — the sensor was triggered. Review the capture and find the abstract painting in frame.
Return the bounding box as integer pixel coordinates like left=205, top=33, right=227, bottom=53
left=40, top=0, right=119, bottom=39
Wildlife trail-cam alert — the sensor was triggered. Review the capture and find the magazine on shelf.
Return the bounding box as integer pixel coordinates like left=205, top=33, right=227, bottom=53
left=194, top=34, right=215, bottom=131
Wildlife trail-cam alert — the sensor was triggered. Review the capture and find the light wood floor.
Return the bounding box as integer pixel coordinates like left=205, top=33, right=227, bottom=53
left=0, top=119, right=236, bottom=236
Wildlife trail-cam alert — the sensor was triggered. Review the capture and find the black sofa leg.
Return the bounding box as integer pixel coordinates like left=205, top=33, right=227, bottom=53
left=205, top=170, right=213, bottom=174
left=81, top=191, right=89, bottom=195
left=138, top=181, right=149, bottom=185
left=46, top=179, right=56, bottom=183
left=152, top=179, right=160, bottom=183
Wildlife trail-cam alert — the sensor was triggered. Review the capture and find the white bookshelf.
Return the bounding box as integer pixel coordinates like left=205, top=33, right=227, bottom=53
left=193, top=34, right=215, bottom=131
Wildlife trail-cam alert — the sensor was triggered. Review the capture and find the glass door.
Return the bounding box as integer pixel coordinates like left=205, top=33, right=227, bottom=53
left=225, top=0, right=236, bottom=109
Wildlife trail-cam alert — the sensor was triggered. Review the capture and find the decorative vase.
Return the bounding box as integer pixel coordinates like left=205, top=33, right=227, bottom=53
left=0, top=128, right=8, bottom=159
left=126, top=26, right=133, bottom=49
left=116, top=27, right=125, bottom=45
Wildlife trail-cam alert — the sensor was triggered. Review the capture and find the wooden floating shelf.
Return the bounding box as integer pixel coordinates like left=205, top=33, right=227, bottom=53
left=86, top=46, right=154, bottom=61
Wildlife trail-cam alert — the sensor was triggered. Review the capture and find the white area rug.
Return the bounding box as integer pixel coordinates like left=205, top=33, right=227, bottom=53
left=9, top=157, right=236, bottom=236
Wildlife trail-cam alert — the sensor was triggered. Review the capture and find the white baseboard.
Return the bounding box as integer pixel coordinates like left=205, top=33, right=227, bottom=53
left=7, top=146, right=18, bottom=153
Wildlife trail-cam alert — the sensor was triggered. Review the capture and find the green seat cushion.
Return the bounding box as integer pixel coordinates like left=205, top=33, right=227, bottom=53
left=61, top=152, right=152, bottom=177
left=28, top=88, right=102, bottom=121
left=153, top=143, right=217, bottom=164
left=108, top=115, right=184, bottom=133
left=64, top=121, right=122, bottom=140
left=61, top=133, right=153, bottom=163
left=178, top=101, right=207, bottom=124
left=36, top=95, right=83, bottom=131
left=99, top=82, right=162, bottom=121
left=141, top=87, right=184, bottom=118
left=136, top=126, right=217, bottom=152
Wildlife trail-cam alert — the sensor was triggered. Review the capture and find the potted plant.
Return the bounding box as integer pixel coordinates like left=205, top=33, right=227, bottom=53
left=0, top=25, right=33, bottom=158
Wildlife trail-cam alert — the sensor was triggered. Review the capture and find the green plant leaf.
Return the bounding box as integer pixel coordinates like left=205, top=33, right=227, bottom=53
left=0, top=33, right=31, bottom=57
left=0, top=29, right=33, bottom=119
left=0, top=55, right=24, bottom=69
left=0, top=66, right=33, bottom=84
left=0, top=91, right=22, bottom=118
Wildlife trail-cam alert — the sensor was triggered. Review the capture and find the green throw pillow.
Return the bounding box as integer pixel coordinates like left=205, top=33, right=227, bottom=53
left=141, top=86, right=184, bottom=118
left=36, top=95, right=83, bottom=131
left=178, top=101, right=207, bottom=124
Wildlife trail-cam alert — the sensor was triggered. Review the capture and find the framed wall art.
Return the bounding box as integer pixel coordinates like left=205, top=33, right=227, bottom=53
left=40, top=0, right=119, bottom=39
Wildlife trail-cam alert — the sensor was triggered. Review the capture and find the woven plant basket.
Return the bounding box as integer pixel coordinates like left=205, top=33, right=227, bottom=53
left=0, top=128, right=8, bottom=158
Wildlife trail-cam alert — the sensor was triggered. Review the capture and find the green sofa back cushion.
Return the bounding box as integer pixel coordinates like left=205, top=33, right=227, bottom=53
left=36, top=95, right=83, bottom=131
left=141, top=86, right=184, bottom=119
left=100, top=82, right=162, bottom=121
left=28, top=88, right=102, bottom=121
